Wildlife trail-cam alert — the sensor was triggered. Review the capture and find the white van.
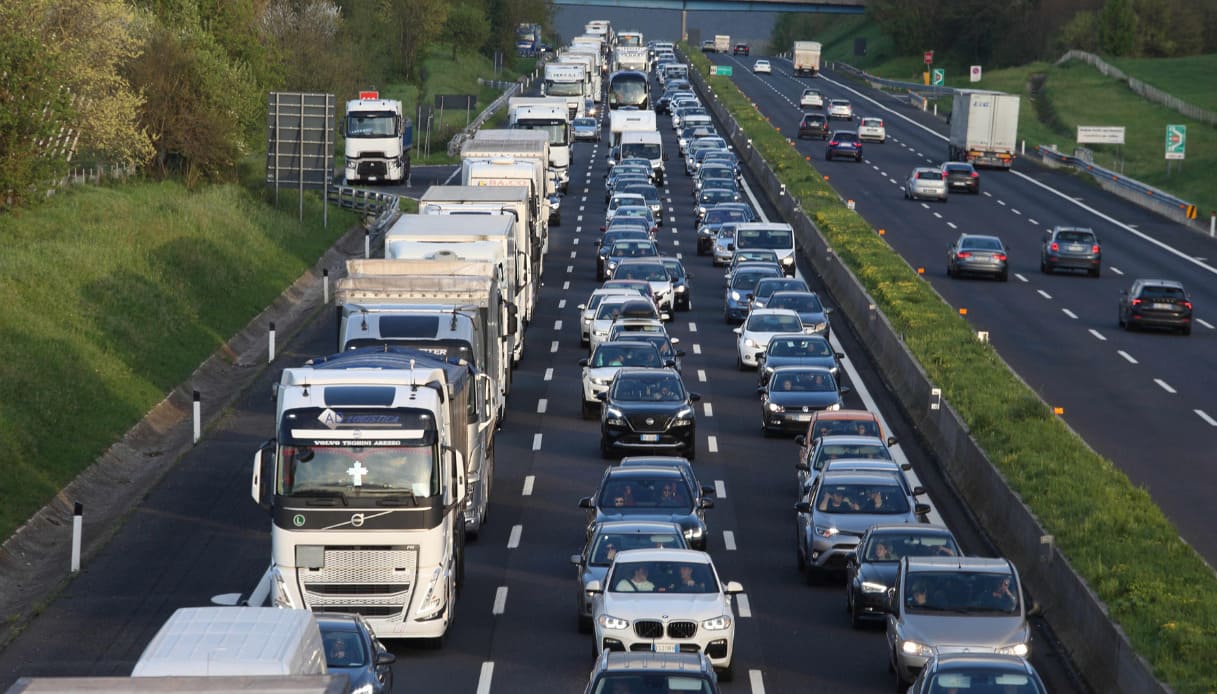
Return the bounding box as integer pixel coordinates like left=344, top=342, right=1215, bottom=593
left=733, top=223, right=797, bottom=276
left=132, top=607, right=326, bottom=678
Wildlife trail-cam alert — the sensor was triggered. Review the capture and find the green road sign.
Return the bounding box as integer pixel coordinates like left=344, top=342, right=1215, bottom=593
left=931, top=69, right=945, bottom=86
left=1165, top=124, right=1186, bottom=160
left=712, top=65, right=733, bottom=76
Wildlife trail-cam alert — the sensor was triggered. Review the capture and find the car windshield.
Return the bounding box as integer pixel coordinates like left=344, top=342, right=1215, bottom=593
left=279, top=444, right=439, bottom=497
left=596, top=302, right=631, bottom=320
left=700, top=168, right=734, bottom=181
left=926, top=670, right=1042, bottom=693
left=732, top=271, right=776, bottom=290
left=629, top=334, right=676, bottom=357
left=321, top=629, right=368, bottom=668
left=802, top=116, right=825, bottom=125
left=961, top=237, right=1004, bottom=251
left=747, top=314, right=803, bottom=332
left=608, top=560, right=716, bottom=593
left=592, top=344, right=661, bottom=368
left=769, top=293, right=824, bottom=313
left=616, top=207, right=652, bottom=220
left=705, top=209, right=748, bottom=225
left=616, top=263, right=669, bottom=282
left=735, top=251, right=777, bottom=264
left=833, top=132, right=858, bottom=142
left=813, top=418, right=881, bottom=439
left=767, top=337, right=831, bottom=357
left=815, top=482, right=910, bottom=514
left=904, top=571, right=1021, bottom=615
left=661, top=260, right=685, bottom=279
left=737, top=228, right=793, bottom=250
left=700, top=190, right=735, bottom=204
left=944, top=164, right=973, bottom=173
left=772, top=370, right=835, bottom=392
left=816, top=443, right=891, bottom=465
left=589, top=531, right=685, bottom=566
left=864, top=533, right=960, bottom=562
left=574, top=118, right=596, bottom=127
left=612, top=374, right=685, bottom=402
left=1056, top=230, right=1096, bottom=243
left=624, top=187, right=660, bottom=204
left=862, top=118, right=883, bottom=127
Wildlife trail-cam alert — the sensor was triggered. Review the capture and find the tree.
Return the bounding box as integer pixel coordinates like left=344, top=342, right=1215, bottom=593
left=381, top=0, right=451, bottom=80
left=261, top=0, right=359, bottom=94
left=1098, top=0, right=1136, bottom=56
left=1057, top=10, right=1101, bottom=52
left=444, top=2, right=491, bottom=60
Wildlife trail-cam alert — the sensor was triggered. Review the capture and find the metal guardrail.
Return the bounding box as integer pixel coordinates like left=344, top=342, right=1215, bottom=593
left=1035, top=145, right=1202, bottom=223
left=447, top=58, right=550, bottom=157
left=327, top=184, right=402, bottom=235
left=832, top=61, right=957, bottom=98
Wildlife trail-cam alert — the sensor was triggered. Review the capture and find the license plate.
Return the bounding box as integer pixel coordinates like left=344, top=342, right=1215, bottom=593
left=653, top=643, right=678, bottom=653
left=796, top=414, right=813, bottom=421
left=641, top=434, right=660, bottom=442
left=1153, top=302, right=1173, bottom=310
left=1069, top=244, right=1083, bottom=252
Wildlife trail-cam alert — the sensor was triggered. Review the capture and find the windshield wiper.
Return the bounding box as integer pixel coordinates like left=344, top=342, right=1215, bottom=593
left=376, top=491, right=419, bottom=507
left=289, top=489, right=347, bottom=505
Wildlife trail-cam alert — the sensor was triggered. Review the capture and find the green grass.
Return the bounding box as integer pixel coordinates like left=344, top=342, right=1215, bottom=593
left=0, top=182, right=351, bottom=540
left=1107, top=53, right=1217, bottom=113
left=686, top=44, right=1217, bottom=692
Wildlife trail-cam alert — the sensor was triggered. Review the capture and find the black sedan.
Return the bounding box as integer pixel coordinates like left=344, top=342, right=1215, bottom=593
left=1118, top=278, right=1193, bottom=335
left=599, top=368, right=699, bottom=460
left=316, top=612, right=395, bottom=693
left=661, top=256, right=693, bottom=311
left=766, top=290, right=832, bottom=338
left=844, top=524, right=961, bottom=628
left=758, top=334, right=844, bottom=386
left=947, top=233, right=1008, bottom=281
left=579, top=464, right=714, bottom=550
left=758, top=366, right=849, bottom=436
left=1041, top=225, right=1102, bottom=276
left=940, top=161, right=980, bottom=194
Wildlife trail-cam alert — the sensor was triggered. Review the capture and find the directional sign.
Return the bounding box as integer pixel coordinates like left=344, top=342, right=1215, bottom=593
left=1165, top=124, right=1186, bottom=160
left=711, top=65, right=733, bottom=77
left=932, top=69, right=945, bottom=86
left=1078, top=126, right=1126, bottom=144
left=970, top=65, right=982, bottom=82
left=924, top=50, right=934, bottom=65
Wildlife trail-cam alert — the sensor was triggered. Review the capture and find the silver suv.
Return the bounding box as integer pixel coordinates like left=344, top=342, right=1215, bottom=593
left=885, top=556, right=1037, bottom=687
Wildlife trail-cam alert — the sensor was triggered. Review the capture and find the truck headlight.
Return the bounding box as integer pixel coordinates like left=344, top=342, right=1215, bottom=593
left=598, top=614, right=630, bottom=630
left=701, top=615, right=732, bottom=631
left=414, top=566, right=447, bottom=620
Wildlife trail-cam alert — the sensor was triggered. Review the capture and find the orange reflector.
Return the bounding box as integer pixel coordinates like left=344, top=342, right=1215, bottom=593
left=959, top=308, right=968, bottom=316
left=805, top=156, right=811, bottom=161
left=1054, top=407, right=1064, bottom=415
left=917, top=267, right=925, bottom=274
left=878, top=229, right=886, bottom=236
left=823, top=175, right=829, bottom=180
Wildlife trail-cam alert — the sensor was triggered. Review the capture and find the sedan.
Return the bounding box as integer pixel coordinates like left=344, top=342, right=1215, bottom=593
left=316, top=612, right=395, bottom=694
left=796, top=434, right=895, bottom=493
left=947, top=234, right=1008, bottom=281
left=580, top=288, right=645, bottom=346
left=758, top=334, right=844, bottom=386
left=579, top=465, right=714, bottom=549
left=845, top=524, right=960, bottom=628
left=750, top=277, right=809, bottom=310
left=580, top=341, right=669, bottom=419
left=940, top=160, right=980, bottom=193
left=827, top=99, right=853, bottom=120
left=570, top=520, right=688, bottom=632
left=602, top=238, right=660, bottom=280
left=614, top=258, right=676, bottom=312
left=857, top=116, right=886, bottom=143
left=1118, top=278, right=1193, bottom=334
left=661, top=256, right=693, bottom=311
left=825, top=131, right=863, bottom=162
left=723, top=263, right=783, bottom=323
left=599, top=368, right=700, bottom=460
left=1041, top=226, right=1101, bottom=276
left=759, top=365, right=850, bottom=435
left=904, top=167, right=948, bottom=201
left=766, top=290, right=832, bottom=338
left=573, top=117, right=600, bottom=142
left=696, top=188, right=742, bottom=222
left=734, top=309, right=805, bottom=369
left=753, top=59, right=772, bottom=74
left=907, top=653, right=1048, bottom=694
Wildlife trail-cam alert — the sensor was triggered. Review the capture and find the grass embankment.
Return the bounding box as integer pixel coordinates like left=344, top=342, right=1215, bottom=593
left=1108, top=53, right=1217, bottom=113
left=687, top=45, right=1217, bottom=692
left=0, top=182, right=350, bottom=541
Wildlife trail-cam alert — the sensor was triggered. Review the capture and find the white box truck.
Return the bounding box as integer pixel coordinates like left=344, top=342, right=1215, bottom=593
left=714, top=35, right=731, bottom=53
left=613, top=46, right=649, bottom=72
left=609, top=110, right=658, bottom=153
left=6, top=676, right=348, bottom=693
left=542, top=63, right=587, bottom=120
left=462, top=157, right=550, bottom=255
left=505, top=104, right=571, bottom=192
left=949, top=90, right=1021, bottom=169
left=793, top=41, right=822, bottom=77
left=342, top=91, right=412, bottom=184
left=619, top=130, right=666, bottom=186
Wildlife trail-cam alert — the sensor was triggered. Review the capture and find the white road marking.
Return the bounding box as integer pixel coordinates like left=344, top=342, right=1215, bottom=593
left=522, top=475, right=535, bottom=496
left=723, top=530, right=737, bottom=550
left=1015, top=273, right=1028, bottom=283
left=704, top=402, right=714, bottom=417
left=570, top=250, right=577, bottom=258
left=715, top=480, right=727, bottom=498
left=693, top=344, right=702, bottom=355
left=947, top=222, right=957, bottom=229
left=562, top=281, right=570, bottom=290
left=507, top=525, right=522, bottom=549
left=689, top=322, right=698, bottom=332
left=493, top=586, right=508, bottom=615
left=1012, top=208, right=1022, bottom=215
left=749, top=670, right=766, bottom=694
left=566, top=265, right=574, bottom=273
left=476, top=662, right=494, bottom=694
left=550, top=341, right=559, bottom=353
left=1110, top=267, right=1124, bottom=275
left=736, top=593, right=752, bottom=617
left=1062, top=308, right=1078, bottom=319
left=698, top=369, right=707, bottom=382
left=1196, top=410, right=1217, bottom=427
left=920, top=203, right=930, bottom=210
left=1029, top=218, right=1039, bottom=225
left=554, top=320, right=563, bottom=331
left=532, top=433, right=543, bottom=450
left=984, top=191, right=993, bottom=197
left=997, top=199, right=1007, bottom=206
left=576, top=226, right=582, bottom=233
left=1197, top=318, right=1214, bottom=329
left=1117, top=350, right=1138, bottom=364
left=1154, top=378, right=1176, bottom=394
left=707, top=436, right=719, bottom=453
left=544, top=368, right=553, bottom=381
left=1037, top=290, right=1053, bottom=300
left=537, top=399, right=548, bottom=414
left=933, top=212, right=942, bottom=219
left=558, top=299, right=566, bottom=309
left=1088, top=329, right=1107, bottom=341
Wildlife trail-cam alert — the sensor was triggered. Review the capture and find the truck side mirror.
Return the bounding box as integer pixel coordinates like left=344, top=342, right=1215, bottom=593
left=251, top=439, right=276, bottom=512
left=507, top=304, right=519, bottom=335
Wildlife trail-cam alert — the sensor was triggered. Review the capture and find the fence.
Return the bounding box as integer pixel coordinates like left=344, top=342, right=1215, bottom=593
left=446, top=60, right=549, bottom=157
left=833, top=61, right=957, bottom=99
left=326, top=183, right=401, bottom=238
left=1057, top=50, right=1217, bottom=127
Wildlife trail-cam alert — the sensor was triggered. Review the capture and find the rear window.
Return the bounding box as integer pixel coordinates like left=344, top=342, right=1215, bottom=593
left=1055, top=230, right=1096, bottom=243
left=802, top=115, right=825, bottom=124
left=916, top=171, right=945, bottom=180
left=1138, top=284, right=1186, bottom=300
left=961, top=237, right=1004, bottom=251
left=862, top=118, right=883, bottom=126
left=833, top=132, right=858, bottom=142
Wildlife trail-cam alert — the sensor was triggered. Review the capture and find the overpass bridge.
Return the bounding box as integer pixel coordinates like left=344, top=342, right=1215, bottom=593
left=552, top=0, right=863, bottom=13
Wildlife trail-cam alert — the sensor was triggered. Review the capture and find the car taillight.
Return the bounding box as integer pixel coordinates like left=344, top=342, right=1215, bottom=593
left=1092, top=245, right=1101, bottom=253
left=1131, top=298, right=1142, bottom=306
left=1183, top=301, right=1193, bottom=310
left=829, top=140, right=838, bottom=146
left=1050, top=242, right=1059, bottom=252
left=970, top=172, right=979, bottom=178
left=853, top=142, right=861, bottom=147
left=996, top=254, right=1008, bottom=261
left=956, top=251, right=971, bottom=258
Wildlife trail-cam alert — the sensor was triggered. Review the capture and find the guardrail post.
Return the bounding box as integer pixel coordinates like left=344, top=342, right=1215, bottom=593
left=70, top=502, right=83, bottom=573
left=268, top=321, right=276, bottom=364
left=192, top=390, right=201, bottom=445
left=365, top=229, right=371, bottom=258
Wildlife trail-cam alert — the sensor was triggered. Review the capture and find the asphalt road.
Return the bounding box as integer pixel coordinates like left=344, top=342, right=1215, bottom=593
left=709, top=51, right=1217, bottom=564
left=0, top=68, right=1087, bottom=693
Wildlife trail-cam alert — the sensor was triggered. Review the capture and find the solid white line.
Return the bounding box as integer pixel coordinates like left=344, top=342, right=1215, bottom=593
left=537, top=399, right=548, bottom=414
left=1197, top=318, right=1215, bottom=329
left=1088, top=329, right=1107, bottom=341
left=707, top=436, right=719, bottom=453
left=749, top=670, right=766, bottom=694
left=1196, top=410, right=1217, bottom=427
left=476, top=662, right=494, bottom=694
left=507, top=525, right=522, bottom=549
left=693, top=344, right=702, bottom=355
left=550, top=341, right=559, bottom=353
left=736, top=593, right=752, bottom=618
left=1110, top=267, right=1125, bottom=275
left=522, top=475, right=535, bottom=496
left=1037, top=290, right=1053, bottom=300
left=689, top=322, right=698, bottom=332
left=698, top=369, right=707, bottom=382
left=544, top=368, right=553, bottom=381
left=493, top=586, right=508, bottom=615
left=1154, top=378, right=1176, bottom=394
left=443, top=168, right=461, bottom=184
left=715, top=480, right=727, bottom=498
left=723, top=530, right=737, bottom=551
left=1015, top=273, right=1028, bottom=283
left=1062, top=308, right=1078, bottom=319
left=704, top=402, right=714, bottom=417
left=1117, top=350, right=1138, bottom=364
left=532, top=433, right=543, bottom=450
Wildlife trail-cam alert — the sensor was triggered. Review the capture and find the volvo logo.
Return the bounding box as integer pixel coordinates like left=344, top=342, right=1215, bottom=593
left=350, top=513, right=365, bottom=527
left=645, top=417, right=655, bottom=425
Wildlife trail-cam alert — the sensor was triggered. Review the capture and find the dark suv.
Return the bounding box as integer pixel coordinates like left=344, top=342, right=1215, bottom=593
left=583, top=651, right=720, bottom=693
left=599, top=368, right=700, bottom=460
left=579, top=464, right=714, bottom=549
left=798, top=113, right=829, bottom=140
left=733, top=43, right=750, bottom=56
left=1041, top=226, right=1101, bottom=276
left=1118, top=279, right=1193, bottom=334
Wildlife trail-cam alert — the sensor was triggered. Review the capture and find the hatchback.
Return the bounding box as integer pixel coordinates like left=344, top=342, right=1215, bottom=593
left=857, top=117, right=886, bottom=143
left=799, top=89, right=824, bottom=109
left=828, top=99, right=853, bottom=120
left=940, top=161, right=980, bottom=193
left=573, top=117, right=600, bottom=142
left=825, top=131, right=863, bottom=162
left=1118, top=278, right=1193, bottom=334
left=947, top=234, right=1008, bottom=281
left=753, top=59, right=771, bottom=74
left=907, top=653, right=1047, bottom=694
left=904, top=168, right=948, bottom=201
left=1041, top=226, right=1101, bottom=276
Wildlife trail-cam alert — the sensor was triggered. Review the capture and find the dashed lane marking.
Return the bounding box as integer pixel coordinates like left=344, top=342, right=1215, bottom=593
left=550, top=341, right=559, bottom=353
left=522, top=475, right=535, bottom=496
left=704, top=402, right=714, bottom=417
left=1117, top=350, right=1138, bottom=364
left=715, top=480, right=727, bottom=498
left=723, top=530, right=736, bottom=550
left=558, top=299, right=566, bottom=309
left=1196, top=410, right=1217, bottom=427
left=1088, top=329, right=1107, bottom=341
left=693, top=344, right=702, bottom=355
left=537, top=399, right=548, bottom=414
left=749, top=670, right=766, bottom=694
left=1037, top=290, right=1053, bottom=300
left=1015, top=273, right=1028, bottom=283
left=697, top=369, right=707, bottom=382
left=507, top=525, right=522, bottom=549
left=1062, top=309, right=1077, bottom=319
left=476, top=662, right=494, bottom=694
left=554, top=320, right=563, bottom=331
left=1154, top=378, right=1176, bottom=394
left=532, top=433, right=543, bottom=450
left=492, top=587, right=508, bottom=615
left=544, top=368, right=553, bottom=381
left=736, top=593, right=752, bottom=618
left=707, top=436, right=719, bottom=453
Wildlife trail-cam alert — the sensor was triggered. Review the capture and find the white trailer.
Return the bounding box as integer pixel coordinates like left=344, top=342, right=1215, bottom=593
left=462, top=157, right=550, bottom=255
left=542, top=63, right=587, bottom=120
left=609, top=110, right=658, bottom=150
left=131, top=608, right=326, bottom=677
left=504, top=105, right=571, bottom=192
left=949, top=90, right=1021, bottom=169
left=793, top=41, right=822, bottom=77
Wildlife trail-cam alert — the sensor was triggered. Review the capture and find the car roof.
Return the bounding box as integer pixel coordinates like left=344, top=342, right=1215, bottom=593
left=747, top=307, right=801, bottom=318
left=818, top=469, right=906, bottom=486
left=615, top=366, right=680, bottom=378
left=959, top=234, right=1004, bottom=244
left=592, top=519, right=684, bottom=533
left=913, top=166, right=941, bottom=174
left=595, top=340, right=659, bottom=351
left=867, top=522, right=954, bottom=537
left=905, top=556, right=1013, bottom=573
left=612, top=548, right=711, bottom=563
left=771, top=364, right=834, bottom=375
left=817, top=435, right=889, bottom=446
left=812, top=409, right=879, bottom=422
left=598, top=651, right=714, bottom=675
left=928, top=652, right=1038, bottom=672
left=621, top=455, right=693, bottom=468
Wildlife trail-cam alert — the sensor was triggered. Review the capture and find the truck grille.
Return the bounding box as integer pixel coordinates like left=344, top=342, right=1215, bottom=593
left=667, top=621, right=697, bottom=638
left=626, top=414, right=672, bottom=433
left=300, top=546, right=418, bottom=617
left=634, top=620, right=664, bottom=638
left=356, top=161, right=387, bottom=178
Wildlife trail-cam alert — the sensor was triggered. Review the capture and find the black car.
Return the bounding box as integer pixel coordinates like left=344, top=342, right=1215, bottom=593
left=844, top=524, right=961, bottom=627
left=947, top=233, right=1009, bottom=281
left=758, top=366, right=849, bottom=435
left=697, top=206, right=752, bottom=255
left=758, top=334, right=844, bottom=386
left=661, top=256, right=693, bottom=311
left=733, top=42, right=750, bottom=56
left=619, top=456, right=713, bottom=505
left=584, top=652, right=721, bottom=694
left=766, top=290, right=832, bottom=338
left=579, top=464, right=713, bottom=549
left=596, top=228, right=651, bottom=279
left=825, top=130, right=864, bottom=162
left=696, top=188, right=742, bottom=222
left=1118, top=278, right=1193, bottom=334
left=1041, top=226, right=1102, bottom=276
left=751, top=277, right=809, bottom=309
left=798, top=113, right=829, bottom=140
left=940, top=161, right=980, bottom=193
left=316, top=612, right=396, bottom=694
left=598, top=367, right=699, bottom=460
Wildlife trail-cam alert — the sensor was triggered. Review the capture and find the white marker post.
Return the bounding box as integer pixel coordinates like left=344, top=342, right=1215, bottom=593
left=365, top=230, right=371, bottom=259
left=192, top=390, right=201, bottom=445
left=70, top=502, right=83, bottom=573
left=268, top=322, right=276, bottom=363
left=323, top=269, right=330, bottom=304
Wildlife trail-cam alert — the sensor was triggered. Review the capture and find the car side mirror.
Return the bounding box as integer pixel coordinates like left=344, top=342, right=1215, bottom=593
left=887, top=436, right=898, bottom=447
left=675, top=350, right=686, bottom=357
left=793, top=501, right=811, bottom=513
left=376, top=651, right=397, bottom=666
left=670, top=337, right=681, bottom=345
left=579, top=358, right=589, bottom=367
left=794, top=434, right=806, bottom=447
left=699, top=497, right=715, bottom=509
left=733, top=327, right=742, bottom=334
left=901, top=462, right=912, bottom=471
left=839, top=386, right=852, bottom=395
left=755, top=352, right=765, bottom=362
left=595, top=392, right=607, bottom=401
left=795, top=461, right=809, bottom=471
left=570, top=553, right=583, bottom=566
left=579, top=496, right=593, bottom=508
left=756, top=386, right=766, bottom=394
left=661, top=313, right=671, bottom=321
left=586, top=580, right=603, bottom=594
left=689, top=392, right=702, bottom=402
left=825, top=307, right=835, bottom=314
left=884, top=588, right=897, bottom=613
left=835, top=352, right=846, bottom=359
left=578, top=304, right=587, bottom=310
left=1027, top=600, right=1043, bottom=617
left=665, top=359, right=677, bottom=368
left=702, top=485, right=715, bottom=496
left=915, top=502, right=931, bottom=517
left=912, top=486, right=926, bottom=496
left=724, top=581, right=744, bottom=595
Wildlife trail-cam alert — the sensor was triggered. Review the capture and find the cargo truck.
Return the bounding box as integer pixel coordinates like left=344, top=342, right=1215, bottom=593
left=342, top=91, right=413, bottom=184
left=556, top=51, right=600, bottom=102
left=714, top=35, right=731, bottom=53
left=541, top=63, right=588, bottom=120
left=793, top=41, right=822, bottom=77
left=462, top=157, right=550, bottom=255
left=948, top=90, right=1021, bottom=169
left=613, top=46, right=649, bottom=72
left=505, top=103, right=572, bottom=192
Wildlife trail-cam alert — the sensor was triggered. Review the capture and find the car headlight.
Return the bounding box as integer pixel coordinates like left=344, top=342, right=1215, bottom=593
left=901, top=640, right=934, bottom=657
left=675, top=285, right=687, bottom=292
left=781, top=256, right=794, bottom=265
left=996, top=643, right=1030, bottom=657
left=767, top=402, right=784, bottom=413
left=701, top=614, right=733, bottom=631
left=815, top=525, right=839, bottom=538
left=827, top=402, right=841, bottom=411
left=584, top=317, right=592, bottom=324
left=675, top=405, right=694, bottom=419
left=591, top=376, right=611, bottom=385
left=731, top=291, right=741, bottom=301
left=598, top=614, right=630, bottom=630
left=860, top=581, right=887, bottom=594
left=415, top=566, right=447, bottom=619
left=271, top=567, right=296, bottom=608
left=743, top=338, right=757, bottom=348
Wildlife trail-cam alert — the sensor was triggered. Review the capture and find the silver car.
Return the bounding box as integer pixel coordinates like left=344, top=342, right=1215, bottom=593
left=904, top=168, right=948, bottom=202
left=570, top=520, right=688, bottom=632
left=886, top=556, right=1036, bottom=687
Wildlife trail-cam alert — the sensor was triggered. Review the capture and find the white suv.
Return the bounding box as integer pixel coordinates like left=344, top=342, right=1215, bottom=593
left=828, top=99, right=853, bottom=120
left=589, top=548, right=743, bottom=681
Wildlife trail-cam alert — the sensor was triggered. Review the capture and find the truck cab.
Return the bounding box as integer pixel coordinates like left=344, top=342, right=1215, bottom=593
left=343, top=92, right=412, bottom=184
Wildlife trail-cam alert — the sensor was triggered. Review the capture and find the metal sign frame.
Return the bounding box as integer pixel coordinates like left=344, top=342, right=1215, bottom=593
left=266, top=92, right=336, bottom=223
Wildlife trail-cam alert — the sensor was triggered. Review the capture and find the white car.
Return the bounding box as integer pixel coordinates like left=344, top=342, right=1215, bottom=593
left=733, top=309, right=804, bottom=369
left=613, top=258, right=676, bottom=312
left=580, top=288, right=646, bottom=346
left=590, top=300, right=667, bottom=353
left=606, top=194, right=649, bottom=224
left=904, top=167, right=948, bottom=202
left=588, top=548, right=743, bottom=679
left=580, top=341, right=668, bottom=418
left=828, top=99, right=853, bottom=120
left=752, top=59, right=771, bottom=74
left=799, top=89, right=824, bottom=109
left=858, top=116, right=886, bottom=143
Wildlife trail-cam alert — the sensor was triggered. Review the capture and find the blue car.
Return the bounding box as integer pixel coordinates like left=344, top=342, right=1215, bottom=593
left=723, top=262, right=782, bottom=324
left=825, top=130, right=864, bottom=162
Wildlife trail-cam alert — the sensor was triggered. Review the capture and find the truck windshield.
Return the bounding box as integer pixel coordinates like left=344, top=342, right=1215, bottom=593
left=545, top=80, right=584, bottom=97
left=621, top=143, right=660, bottom=160
left=346, top=111, right=396, bottom=138
left=278, top=443, right=440, bottom=498
left=608, top=74, right=649, bottom=109
left=516, top=119, right=570, bottom=146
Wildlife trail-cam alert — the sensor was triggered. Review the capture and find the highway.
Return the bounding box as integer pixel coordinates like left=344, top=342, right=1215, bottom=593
left=707, top=51, right=1217, bottom=563
left=0, top=69, right=1087, bottom=693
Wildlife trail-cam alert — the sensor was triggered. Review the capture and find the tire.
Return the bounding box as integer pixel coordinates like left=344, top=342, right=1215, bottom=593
left=999, top=270, right=1009, bottom=282
left=1091, top=266, right=1101, bottom=278
left=1182, top=324, right=1192, bottom=336
left=946, top=264, right=955, bottom=278
left=849, top=597, right=865, bottom=629
left=736, top=353, right=746, bottom=371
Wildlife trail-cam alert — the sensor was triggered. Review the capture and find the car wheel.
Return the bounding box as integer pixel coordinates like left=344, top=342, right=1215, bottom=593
left=946, top=264, right=955, bottom=278
left=999, top=270, right=1009, bottom=282
left=894, top=654, right=910, bottom=691
left=1182, top=324, right=1192, bottom=336
left=1118, top=311, right=1127, bottom=329
left=849, top=597, right=865, bottom=629
left=736, top=353, right=746, bottom=371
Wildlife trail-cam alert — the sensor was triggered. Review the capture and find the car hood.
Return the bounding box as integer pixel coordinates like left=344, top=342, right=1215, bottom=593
left=741, top=329, right=790, bottom=346
left=764, top=355, right=836, bottom=371
left=767, top=390, right=841, bottom=409
left=815, top=511, right=914, bottom=535
left=900, top=614, right=1030, bottom=652
left=587, top=366, right=624, bottom=380
left=612, top=401, right=687, bottom=416
left=857, top=560, right=899, bottom=587
left=603, top=591, right=728, bottom=620
left=596, top=510, right=700, bottom=528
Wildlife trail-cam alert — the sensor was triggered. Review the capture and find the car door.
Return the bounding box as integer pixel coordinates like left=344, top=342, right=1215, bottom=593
left=796, top=478, right=819, bottom=558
